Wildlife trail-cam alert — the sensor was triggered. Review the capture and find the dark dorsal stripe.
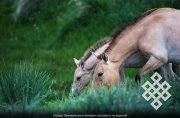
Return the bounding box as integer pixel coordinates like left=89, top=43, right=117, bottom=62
left=106, top=8, right=158, bottom=53
left=79, top=37, right=112, bottom=66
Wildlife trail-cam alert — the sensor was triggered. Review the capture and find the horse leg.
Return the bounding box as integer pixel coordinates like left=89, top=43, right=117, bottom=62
left=172, top=63, right=180, bottom=77
left=169, top=63, right=180, bottom=80
left=119, top=64, right=125, bottom=87
left=172, top=63, right=179, bottom=73
left=135, top=56, right=165, bottom=84
left=135, top=66, right=165, bottom=84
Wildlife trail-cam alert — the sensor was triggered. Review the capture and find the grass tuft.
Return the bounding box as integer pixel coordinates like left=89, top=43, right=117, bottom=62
left=0, top=63, right=51, bottom=113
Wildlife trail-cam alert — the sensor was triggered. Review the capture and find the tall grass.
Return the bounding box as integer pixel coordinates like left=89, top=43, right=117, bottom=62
left=47, top=74, right=180, bottom=115
left=0, top=63, right=51, bottom=113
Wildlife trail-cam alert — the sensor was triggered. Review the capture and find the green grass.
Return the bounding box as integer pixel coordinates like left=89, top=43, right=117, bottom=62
left=46, top=75, right=180, bottom=115
left=0, top=0, right=180, bottom=115
left=0, top=63, right=51, bottom=113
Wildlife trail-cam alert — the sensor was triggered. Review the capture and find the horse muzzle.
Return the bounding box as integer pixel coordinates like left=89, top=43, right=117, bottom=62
left=71, top=88, right=81, bottom=96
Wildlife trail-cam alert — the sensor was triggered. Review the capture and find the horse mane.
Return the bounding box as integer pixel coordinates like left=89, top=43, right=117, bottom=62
left=79, top=37, right=112, bottom=65
left=106, top=8, right=158, bottom=53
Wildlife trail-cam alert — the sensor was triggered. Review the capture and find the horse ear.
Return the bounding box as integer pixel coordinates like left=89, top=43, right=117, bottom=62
left=73, top=58, right=79, bottom=65
left=101, top=53, right=108, bottom=62
left=91, top=52, right=99, bottom=57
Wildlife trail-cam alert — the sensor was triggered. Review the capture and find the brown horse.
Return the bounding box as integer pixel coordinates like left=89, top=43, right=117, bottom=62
left=72, top=38, right=176, bottom=95
left=72, top=37, right=146, bottom=95
left=93, top=8, right=180, bottom=88
left=72, top=37, right=111, bottom=96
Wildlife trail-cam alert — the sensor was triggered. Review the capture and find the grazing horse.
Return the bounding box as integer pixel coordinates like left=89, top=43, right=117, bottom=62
left=72, top=37, right=111, bottom=96
left=72, top=37, right=146, bottom=95
left=72, top=39, right=176, bottom=95
left=93, top=8, right=180, bottom=88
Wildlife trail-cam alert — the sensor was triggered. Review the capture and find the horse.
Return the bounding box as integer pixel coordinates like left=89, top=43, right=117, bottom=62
left=72, top=38, right=177, bottom=95
left=72, top=38, right=146, bottom=95
left=92, top=8, right=180, bottom=88
left=72, top=37, right=111, bottom=96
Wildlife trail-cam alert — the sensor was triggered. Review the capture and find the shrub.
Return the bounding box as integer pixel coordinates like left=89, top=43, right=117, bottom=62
left=0, top=63, right=51, bottom=113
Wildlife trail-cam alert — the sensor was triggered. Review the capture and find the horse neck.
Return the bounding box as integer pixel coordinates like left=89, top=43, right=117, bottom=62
left=108, top=26, right=142, bottom=67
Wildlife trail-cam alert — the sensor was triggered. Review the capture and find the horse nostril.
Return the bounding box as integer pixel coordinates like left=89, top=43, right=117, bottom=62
left=97, top=72, right=103, bottom=77
left=77, top=76, right=81, bottom=81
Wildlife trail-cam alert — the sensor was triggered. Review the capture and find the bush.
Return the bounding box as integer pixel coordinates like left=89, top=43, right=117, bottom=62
left=0, top=63, right=51, bottom=113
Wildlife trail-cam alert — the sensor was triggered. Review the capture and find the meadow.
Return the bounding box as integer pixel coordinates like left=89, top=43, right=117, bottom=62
left=0, top=0, right=180, bottom=117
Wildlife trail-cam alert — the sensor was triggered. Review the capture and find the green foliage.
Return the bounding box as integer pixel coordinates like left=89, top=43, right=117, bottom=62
left=0, top=63, right=51, bottom=113
left=57, top=86, right=151, bottom=114
left=47, top=76, right=180, bottom=114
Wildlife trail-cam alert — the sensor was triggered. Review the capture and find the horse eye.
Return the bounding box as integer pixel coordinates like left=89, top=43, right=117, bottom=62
left=77, top=76, right=81, bottom=81
left=82, top=64, right=84, bottom=69
left=81, top=62, right=84, bottom=69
